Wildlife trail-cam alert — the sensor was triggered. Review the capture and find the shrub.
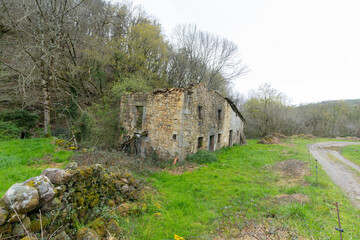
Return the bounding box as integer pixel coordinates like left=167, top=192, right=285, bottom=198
left=80, top=96, right=123, bottom=149
left=0, top=121, right=22, bottom=140
left=186, top=150, right=217, bottom=164
left=0, top=109, right=38, bottom=130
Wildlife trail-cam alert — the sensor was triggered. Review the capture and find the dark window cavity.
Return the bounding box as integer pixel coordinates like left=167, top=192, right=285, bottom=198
left=209, top=135, right=215, bottom=152
left=135, top=106, right=143, bottom=129
left=197, top=137, right=203, bottom=150
left=198, top=106, right=203, bottom=120
left=229, top=130, right=233, bottom=146
left=218, top=109, right=222, bottom=123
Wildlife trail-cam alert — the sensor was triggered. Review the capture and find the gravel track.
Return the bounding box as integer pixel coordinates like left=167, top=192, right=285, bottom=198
left=308, top=141, right=360, bottom=208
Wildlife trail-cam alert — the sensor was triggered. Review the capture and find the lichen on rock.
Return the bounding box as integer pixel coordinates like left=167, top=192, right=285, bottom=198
left=3, top=184, right=39, bottom=214
left=0, top=200, right=9, bottom=225
left=76, top=227, right=100, bottom=240
left=23, top=175, right=55, bottom=204
left=0, top=163, right=146, bottom=239
left=41, top=168, right=71, bottom=185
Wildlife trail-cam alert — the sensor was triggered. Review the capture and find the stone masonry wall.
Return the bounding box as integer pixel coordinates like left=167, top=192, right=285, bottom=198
left=0, top=163, right=143, bottom=239
left=119, top=84, right=245, bottom=160
left=120, top=89, right=185, bottom=159
left=179, top=84, right=244, bottom=157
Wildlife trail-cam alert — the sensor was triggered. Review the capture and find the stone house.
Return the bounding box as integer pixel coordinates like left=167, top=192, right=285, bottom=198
left=119, top=83, right=246, bottom=160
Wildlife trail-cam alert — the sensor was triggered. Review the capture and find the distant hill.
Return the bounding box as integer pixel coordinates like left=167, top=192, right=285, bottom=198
left=342, top=99, right=360, bottom=106
left=300, top=99, right=360, bottom=107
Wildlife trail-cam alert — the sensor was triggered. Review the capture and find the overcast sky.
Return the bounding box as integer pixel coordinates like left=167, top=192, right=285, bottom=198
left=112, top=0, right=360, bottom=105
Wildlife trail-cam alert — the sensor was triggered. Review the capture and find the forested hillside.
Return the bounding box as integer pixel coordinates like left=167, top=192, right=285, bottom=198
left=0, top=0, right=247, bottom=146
left=236, top=83, right=360, bottom=138
left=1, top=0, right=359, bottom=144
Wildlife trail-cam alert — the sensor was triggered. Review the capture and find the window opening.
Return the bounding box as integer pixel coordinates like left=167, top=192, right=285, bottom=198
left=209, top=135, right=215, bottom=152
left=198, top=106, right=203, bottom=120
left=197, top=137, right=203, bottom=150
left=218, top=109, right=222, bottom=123
left=229, top=130, right=233, bottom=146
left=135, top=106, right=143, bottom=129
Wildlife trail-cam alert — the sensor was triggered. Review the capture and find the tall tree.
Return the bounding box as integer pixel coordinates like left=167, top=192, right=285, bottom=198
left=0, top=0, right=87, bottom=136
left=168, top=24, right=248, bottom=93
left=243, top=83, right=291, bottom=137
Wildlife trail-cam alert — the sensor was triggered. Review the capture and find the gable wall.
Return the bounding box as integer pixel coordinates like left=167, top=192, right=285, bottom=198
left=179, top=84, right=244, bottom=157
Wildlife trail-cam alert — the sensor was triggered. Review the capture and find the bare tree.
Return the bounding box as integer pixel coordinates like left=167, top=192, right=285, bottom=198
left=168, top=24, right=248, bottom=92
left=243, top=83, right=292, bottom=137
left=0, top=0, right=87, bottom=136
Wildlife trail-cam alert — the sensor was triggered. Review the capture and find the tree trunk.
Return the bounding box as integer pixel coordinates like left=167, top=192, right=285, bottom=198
left=42, top=75, right=51, bottom=137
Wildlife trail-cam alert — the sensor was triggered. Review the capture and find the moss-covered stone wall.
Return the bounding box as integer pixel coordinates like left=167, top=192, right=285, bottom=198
left=0, top=163, right=144, bottom=239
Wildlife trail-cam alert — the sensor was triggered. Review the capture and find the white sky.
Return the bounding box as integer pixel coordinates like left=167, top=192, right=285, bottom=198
left=112, top=0, right=360, bottom=105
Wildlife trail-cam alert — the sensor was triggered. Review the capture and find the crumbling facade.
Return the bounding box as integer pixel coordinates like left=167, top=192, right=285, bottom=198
left=119, top=84, right=246, bottom=160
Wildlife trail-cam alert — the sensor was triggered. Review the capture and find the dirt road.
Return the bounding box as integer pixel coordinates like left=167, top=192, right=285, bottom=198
left=308, top=141, right=360, bottom=208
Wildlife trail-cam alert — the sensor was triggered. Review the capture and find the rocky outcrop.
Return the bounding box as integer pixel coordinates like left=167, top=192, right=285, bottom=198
left=0, top=163, right=144, bottom=239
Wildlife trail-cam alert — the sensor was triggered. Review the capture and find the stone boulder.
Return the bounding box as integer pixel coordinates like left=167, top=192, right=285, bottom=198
left=3, top=184, right=39, bottom=214
left=106, top=219, right=121, bottom=237
left=0, top=204, right=9, bottom=226
left=23, top=175, right=55, bottom=204
left=41, top=197, right=61, bottom=212
left=11, top=216, right=31, bottom=236
left=41, top=168, right=71, bottom=185
left=53, top=230, right=71, bottom=240
left=65, top=162, right=78, bottom=170
left=76, top=227, right=100, bottom=240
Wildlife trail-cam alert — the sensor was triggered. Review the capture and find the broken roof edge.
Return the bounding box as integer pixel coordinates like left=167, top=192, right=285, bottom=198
left=152, top=84, right=197, bottom=95
left=224, top=97, right=246, bottom=122
left=121, top=83, right=246, bottom=122
left=152, top=83, right=246, bottom=122
left=213, top=90, right=246, bottom=122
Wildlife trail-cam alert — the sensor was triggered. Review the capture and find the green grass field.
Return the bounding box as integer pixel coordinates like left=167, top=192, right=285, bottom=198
left=0, top=138, right=73, bottom=197
left=122, top=138, right=360, bottom=239
left=342, top=144, right=360, bottom=166
left=1, top=138, right=360, bottom=239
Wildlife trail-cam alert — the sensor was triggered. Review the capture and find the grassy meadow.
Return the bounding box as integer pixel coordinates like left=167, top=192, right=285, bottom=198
left=0, top=137, right=360, bottom=239
left=0, top=138, right=72, bottom=197
left=125, top=138, right=360, bottom=239
left=342, top=144, right=360, bottom=166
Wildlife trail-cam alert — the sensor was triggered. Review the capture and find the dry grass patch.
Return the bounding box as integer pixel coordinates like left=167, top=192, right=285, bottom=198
left=273, top=159, right=310, bottom=186
left=166, top=163, right=201, bottom=175
left=214, top=214, right=303, bottom=240
left=274, top=194, right=310, bottom=205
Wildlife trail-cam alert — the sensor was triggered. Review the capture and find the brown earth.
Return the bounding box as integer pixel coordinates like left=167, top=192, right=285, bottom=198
left=273, top=159, right=310, bottom=186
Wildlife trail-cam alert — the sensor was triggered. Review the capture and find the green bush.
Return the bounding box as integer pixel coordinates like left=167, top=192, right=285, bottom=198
left=80, top=96, right=123, bottom=149
left=186, top=150, right=217, bottom=164
left=0, top=109, right=38, bottom=130
left=0, top=121, right=22, bottom=140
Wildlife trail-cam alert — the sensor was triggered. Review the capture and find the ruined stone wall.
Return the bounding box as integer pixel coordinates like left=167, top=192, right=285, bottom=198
left=227, top=103, right=245, bottom=145
left=142, top=90, right=184, bottom=159
left=120, top=90, right=185, bottom=159
left=119, top=84, right=245, bottom=160
left=179, top=84, right=244, bottom=156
